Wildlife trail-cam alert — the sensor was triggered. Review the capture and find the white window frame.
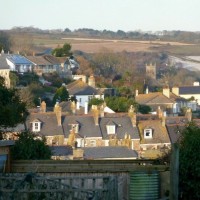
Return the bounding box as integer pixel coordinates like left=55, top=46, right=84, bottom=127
left=144, top=129, right=152, bottom=139
left=33, top=122, right=41, bottom=132
left=72, top=124, right=79, bottom=133
left=106, top=125, right=116, bottom=134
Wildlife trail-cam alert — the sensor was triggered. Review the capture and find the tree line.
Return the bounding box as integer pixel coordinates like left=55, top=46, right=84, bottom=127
left=3, top=27, right=200, bottom=44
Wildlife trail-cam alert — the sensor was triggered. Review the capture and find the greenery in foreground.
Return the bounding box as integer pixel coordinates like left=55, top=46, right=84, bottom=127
left=0, top=77, right=28, bottom=138
left=178, top=122, right=200, bottom=199
left=11, top=131, right=51, bottom=160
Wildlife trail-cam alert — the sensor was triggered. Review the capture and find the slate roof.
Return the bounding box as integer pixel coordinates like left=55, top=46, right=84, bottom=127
left=138, top=120, right=170, bottom=144
left=165, top=116, right=189, bottom=143
left=0, top=54, right=10, bottom=69
left=0, top=140, right=15, bottom=147
left=50, top=145, right=73, bottom=156
left=26, top=112, right=63, bottom=136
left=66, top=79, right=101, bottom=95
left=2, top=123, right=25, bottom=133
left=166, top=125, right=184, bottom=144
left=83, top=146, right=138, bottom=159
left=99, top=116, right=139, bottom=139
left=166, top=118, right=200, bottom=143
left=179, top=86, right=200, bottom=94
left=62, top=115, right=102, bottom=138
left=136, top=92, right=174, bottom=105
left=7, top=54, right=33, bottom=65
left=166, top=116, right=188, bottom=125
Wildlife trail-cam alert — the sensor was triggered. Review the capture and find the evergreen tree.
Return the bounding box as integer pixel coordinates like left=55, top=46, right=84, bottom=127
left=179, top=122, right=200, bottom=199
left=0, top=77, right=28, bottom=138
left=53, top=86, right=69, bottom=104
left=11, top=131, right=51, bottom=160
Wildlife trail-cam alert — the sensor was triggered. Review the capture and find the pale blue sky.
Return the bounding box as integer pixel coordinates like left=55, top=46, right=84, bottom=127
left=1, top=0, right=200, bottom=32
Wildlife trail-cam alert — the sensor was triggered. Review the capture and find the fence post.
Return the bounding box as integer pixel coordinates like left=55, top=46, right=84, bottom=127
left=170, top=143, right=179, bottom=200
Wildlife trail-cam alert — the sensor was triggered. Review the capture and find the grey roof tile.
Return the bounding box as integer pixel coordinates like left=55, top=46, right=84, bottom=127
left=0, top=54, right=10, bottom=69
left=62, top=115, right=102, bottom=138
left=83, top=146, right=138, bottom=159
left=179, top=86, right=200, bottom=94
left=166, top=125, right=184, bottom=143
left=99, top=116, right=139, bottom=139
left=26, top=112, right=64, bottom=136
left=50, top=145, right=73, bottom=156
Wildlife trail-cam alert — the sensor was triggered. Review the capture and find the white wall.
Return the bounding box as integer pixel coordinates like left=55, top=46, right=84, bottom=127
left=73, top=94, right=104, bottom=107
left=6, top=59, right=15, bottom=71
left=180, top=94, right=200, bottom=106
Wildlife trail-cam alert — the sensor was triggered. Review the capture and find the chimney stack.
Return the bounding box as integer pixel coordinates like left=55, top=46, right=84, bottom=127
left=157, top=106, right=163, bottom=119
left=92, top=106, right=99, bottom=126
left=172, top=87, right=179, bottom=96
left=88, top=75, right=95, bottom=88
left=163, top=87, right=170, bottom=98
left=185, top=108, right=192, bottom=122
left=40, top=101, right=46, bottom=113
left=71, top=101, right=76, bottom=114
left=161, top=115, right=166, bottom=127
left=100, top=104, right=105, bottom=117
left=54, top=102, right=62, bottom=126
left=145, top=86, right=149, bottom=94
left=135, top=89, right=139, bottom=97
left=128, top=105, right=136, bottom=127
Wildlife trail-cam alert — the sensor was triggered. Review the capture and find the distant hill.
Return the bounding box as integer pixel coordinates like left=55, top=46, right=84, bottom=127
left=3, top=26, right=200, bottom=44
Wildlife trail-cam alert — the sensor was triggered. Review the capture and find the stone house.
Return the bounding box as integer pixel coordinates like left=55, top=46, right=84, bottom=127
left=137, top=110, right=171, bottom=159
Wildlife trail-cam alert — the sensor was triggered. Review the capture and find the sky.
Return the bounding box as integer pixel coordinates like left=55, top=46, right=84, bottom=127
left=1, top=0, right=200, bottom=32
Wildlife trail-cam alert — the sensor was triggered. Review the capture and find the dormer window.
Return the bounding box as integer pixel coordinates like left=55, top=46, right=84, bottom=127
left=72, top=124, right=79, bottom=133
left=31, top=119, right=41, bottom=132
left=106, top=125, right=116, bottom=134
left=144, top=128, right=153, bottom=139
left=106, top=121, right=116, bottom=134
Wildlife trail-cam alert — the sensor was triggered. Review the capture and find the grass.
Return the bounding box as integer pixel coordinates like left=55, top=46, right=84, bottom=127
left=11, top=32, right=200, bottom=55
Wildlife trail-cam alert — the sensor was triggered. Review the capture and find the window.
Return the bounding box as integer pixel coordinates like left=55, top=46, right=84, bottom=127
left=32, top=121, right=41, bottom=132
left=90, top=140, right=96, bottom=147
left=144, top=129, right=152, bottom=139
left=35, top=123, right=39, bottom=130
left=72, top=124, right=79, bottom=133
left=106, top=125, right=116, bottom=134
